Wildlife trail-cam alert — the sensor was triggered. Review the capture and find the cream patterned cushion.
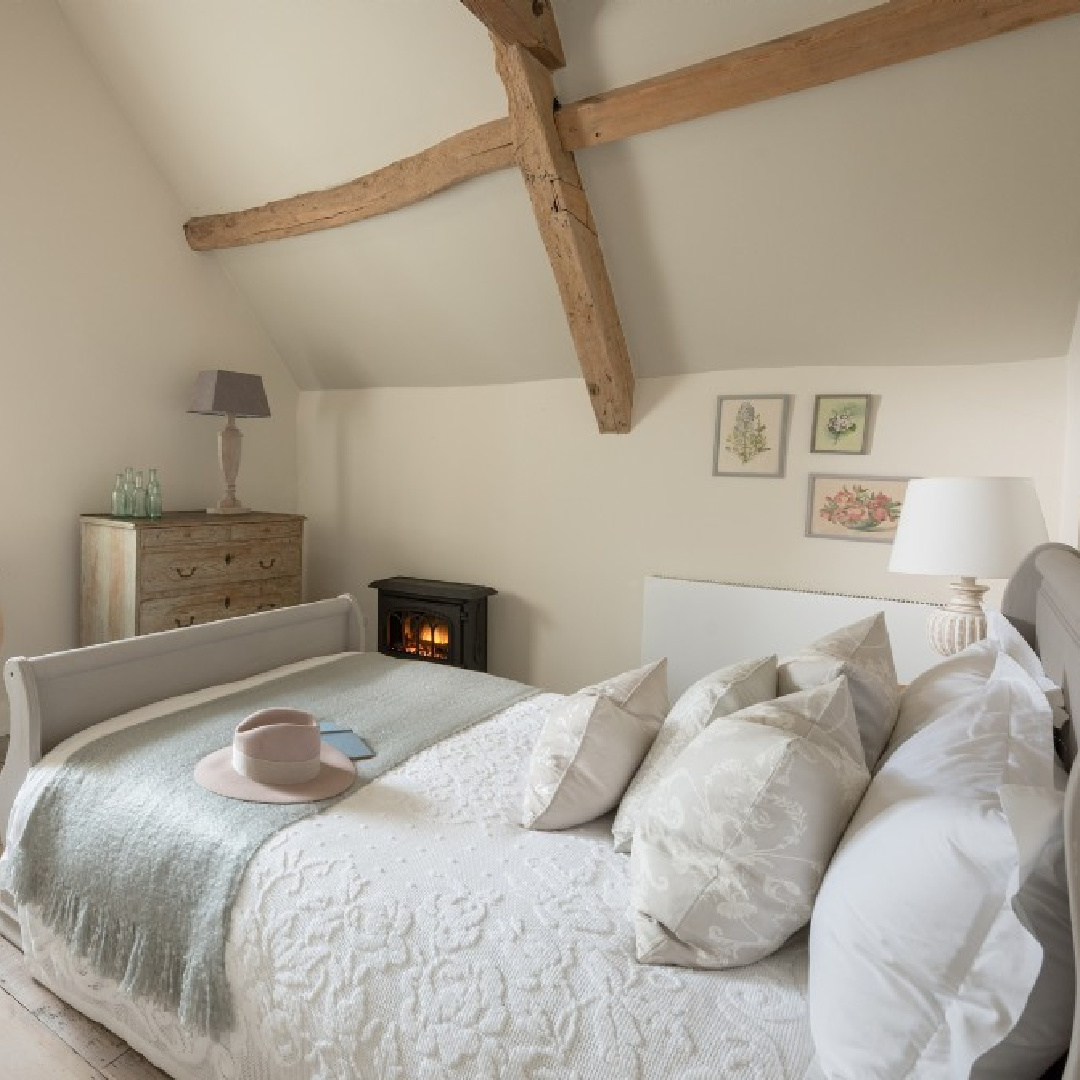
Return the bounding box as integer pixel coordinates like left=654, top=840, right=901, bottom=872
left=579, top=658, right=669, bottom=728
left=522, top=661, right=668, bottom=831
left=611, top=655, right=777, bottom=854
left=778, top=612, right=899, bottom=768
left=631, top=677, right=869, bottom=969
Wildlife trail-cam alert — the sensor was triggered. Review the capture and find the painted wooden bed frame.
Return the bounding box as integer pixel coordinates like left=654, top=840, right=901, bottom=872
left=0, top=595, right=366, bottom=942
left=1, top=549, right=1079, bottom=1076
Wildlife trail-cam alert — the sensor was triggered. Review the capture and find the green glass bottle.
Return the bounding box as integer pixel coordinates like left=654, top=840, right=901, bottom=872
left=122, top=466, right=135, bottom=516
left=147, top=468, right=163, bottom=519
left=131, top=471, right=148, bottom=518
left=111, top=473, right=126, bottom=517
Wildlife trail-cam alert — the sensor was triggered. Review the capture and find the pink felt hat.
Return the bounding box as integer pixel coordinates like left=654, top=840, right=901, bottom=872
left=194, top=707, right=356, bottom=804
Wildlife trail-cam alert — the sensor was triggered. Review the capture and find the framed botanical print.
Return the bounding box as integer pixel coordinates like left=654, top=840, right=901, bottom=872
left=805, top=474, right=911, bottom=543
left=811, top=395, right=871, bottom=454
left=713, top=395, right=790, bottom=478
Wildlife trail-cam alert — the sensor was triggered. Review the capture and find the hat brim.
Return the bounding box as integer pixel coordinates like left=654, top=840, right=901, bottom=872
left=194, top=741, right=357, bottom=804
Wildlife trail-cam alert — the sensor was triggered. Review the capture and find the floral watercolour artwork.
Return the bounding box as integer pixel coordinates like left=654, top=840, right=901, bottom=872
left=806, top=475, right=910, bottom=543
left=713, top=396, right=791, bottom=478
left=811, top=395, right=871, bottom=454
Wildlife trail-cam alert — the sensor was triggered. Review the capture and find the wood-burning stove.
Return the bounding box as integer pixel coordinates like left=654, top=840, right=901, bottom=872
left=369, top=577, right=497, bottom=672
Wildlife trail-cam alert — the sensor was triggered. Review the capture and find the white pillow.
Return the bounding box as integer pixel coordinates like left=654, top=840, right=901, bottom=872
left=808, top=649, right=1067, bottom=1080
left=610, top=655, right=777, bottom=854
left=987, top=610, right=1070, bottom=729
left=778, top=612, right=900, bottom=768
left=809, top=793, right=1048, bottom=1080
left=522, top=662, right=668, bottom=831
left=872, top=650, right=1055, bottom=802
left=882, top=637, right=999, bottom=754
left=973, top=786, right=1073, bottom=1080
left=631, top=677, right=869, bottom=969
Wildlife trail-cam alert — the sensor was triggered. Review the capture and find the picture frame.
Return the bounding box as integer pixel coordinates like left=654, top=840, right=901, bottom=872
left=811, top=394, right=871, bottom=455
left=713, top=395, right=791, bottom=478
left=805, top=474, right=911, bottom=543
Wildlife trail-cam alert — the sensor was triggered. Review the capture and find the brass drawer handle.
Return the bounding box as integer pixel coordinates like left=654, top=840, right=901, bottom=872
left=224, top=553, right=233, bottom=565
left=224, top=596, right=231, bottom=609
left=174, top=616, right=196, bottom=628
left=259, top=558, right=276, bottom=570
left=175, top=567, right=197, bottom=579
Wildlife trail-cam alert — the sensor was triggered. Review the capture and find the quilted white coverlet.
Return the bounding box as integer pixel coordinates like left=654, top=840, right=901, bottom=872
left=7, top=657, right=816, bottom=1080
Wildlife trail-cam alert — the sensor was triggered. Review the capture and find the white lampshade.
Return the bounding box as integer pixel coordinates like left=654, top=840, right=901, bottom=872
left=889, top=477, right=1048, bottom=579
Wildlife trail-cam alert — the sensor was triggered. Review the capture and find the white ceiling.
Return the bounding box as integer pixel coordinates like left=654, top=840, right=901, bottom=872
left=57, top=0, right=1080, bottom=389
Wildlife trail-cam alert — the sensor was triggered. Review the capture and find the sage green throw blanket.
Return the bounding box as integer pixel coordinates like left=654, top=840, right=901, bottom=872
left=6, top=652, right=536, bottom=1039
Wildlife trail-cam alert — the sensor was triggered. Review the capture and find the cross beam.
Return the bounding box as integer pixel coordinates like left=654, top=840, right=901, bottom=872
left=556, top=0, right=1080, bottom=148
left=183, top=120, right=513, bottom=250
left=183, top=0, right=1080, bottom=433
left=459, top=0, right=564, bottom=69
left=186, top=0, right=1080, bottom=253
left=494, top=38, right=634, bottom=432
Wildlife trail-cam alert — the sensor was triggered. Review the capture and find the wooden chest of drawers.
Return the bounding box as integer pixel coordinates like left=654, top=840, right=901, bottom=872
left=79, top=511, right=304, bottom=645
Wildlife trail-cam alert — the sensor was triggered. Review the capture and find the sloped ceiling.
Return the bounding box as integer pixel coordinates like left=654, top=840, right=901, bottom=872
left=58, top=0, right=1080, bottom=390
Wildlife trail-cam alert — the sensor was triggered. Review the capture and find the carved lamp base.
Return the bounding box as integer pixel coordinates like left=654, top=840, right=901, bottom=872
left=926, top=576, right=989, bottom=657
left=206, top=415, right=251, bottom=515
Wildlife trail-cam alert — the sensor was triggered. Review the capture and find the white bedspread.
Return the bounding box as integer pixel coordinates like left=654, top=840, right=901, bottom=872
left=6, top=656, right=816, bottom=1080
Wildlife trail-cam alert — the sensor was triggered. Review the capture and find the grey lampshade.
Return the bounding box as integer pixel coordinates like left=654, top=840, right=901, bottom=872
left=187, top=370, right=271, bottom=419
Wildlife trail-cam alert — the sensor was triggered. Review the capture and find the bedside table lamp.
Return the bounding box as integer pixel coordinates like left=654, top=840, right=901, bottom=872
left=188, top=370, right=271, bottom=515
left=888, top=476, right=1048, bottom=657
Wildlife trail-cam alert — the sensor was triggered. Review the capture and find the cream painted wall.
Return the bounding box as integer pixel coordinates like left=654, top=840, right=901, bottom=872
left=0, top=0, right=299, bottom=729
left=298, top=358, right=1066, bottom=693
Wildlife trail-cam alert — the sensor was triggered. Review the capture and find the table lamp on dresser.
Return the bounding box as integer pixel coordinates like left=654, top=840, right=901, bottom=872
left=888, top=476, right=1048, bottom=657
left=187, top=369, right=270, bottom=514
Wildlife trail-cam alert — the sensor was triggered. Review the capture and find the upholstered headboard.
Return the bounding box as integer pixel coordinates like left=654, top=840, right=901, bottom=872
left=1003, top=542, right=1080, bottom=765
left=641, top=576, right=940, bottom=699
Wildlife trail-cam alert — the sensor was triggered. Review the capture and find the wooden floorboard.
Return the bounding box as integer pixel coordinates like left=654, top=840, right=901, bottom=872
left=101, top=1050, right=171, bottom=1080
left=0, top=734, right=169, bottom=1079
left=0, top=936, right=168, bottom=1079
left=0, top=986, right=107, bottom=1079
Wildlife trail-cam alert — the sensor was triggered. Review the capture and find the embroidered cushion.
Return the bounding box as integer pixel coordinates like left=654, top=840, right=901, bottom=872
left=579, top=659, right=669, bottom=728
left=630, top=677, right=868, bottom=969
left=522, top=661, right=668, bottom=831
left=778, top=612, right=899, bottom=768
left=611, top=655, right=777, bottom=854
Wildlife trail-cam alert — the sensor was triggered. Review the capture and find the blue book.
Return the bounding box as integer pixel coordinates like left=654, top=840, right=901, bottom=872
left=321, top=730, right=375, bottom=760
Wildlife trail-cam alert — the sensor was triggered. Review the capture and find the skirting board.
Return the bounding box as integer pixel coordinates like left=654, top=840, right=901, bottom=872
left=641, top=576, right=941, bottom=700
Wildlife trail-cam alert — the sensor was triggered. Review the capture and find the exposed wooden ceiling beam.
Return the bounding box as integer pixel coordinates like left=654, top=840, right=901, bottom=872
left=493, top=38, right=634, bottom=433
left=459, top=0, right=564, bottom=69
left=184, top=120, right=513, bottom=251
left=556, top=0, right=1080, bottom=149
left=184, top=0, right=1079, bottom=252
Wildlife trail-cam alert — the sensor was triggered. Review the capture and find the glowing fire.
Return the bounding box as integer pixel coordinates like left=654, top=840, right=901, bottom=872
left=399, top=615, right=450, bottom=660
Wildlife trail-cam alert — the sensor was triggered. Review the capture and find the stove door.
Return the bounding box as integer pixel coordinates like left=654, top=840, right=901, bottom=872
left=378, top=596, right=464, bottom=667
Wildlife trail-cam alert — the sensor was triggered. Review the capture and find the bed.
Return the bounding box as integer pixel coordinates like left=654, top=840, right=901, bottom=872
left=0, top=547, right=1077, bottom=1080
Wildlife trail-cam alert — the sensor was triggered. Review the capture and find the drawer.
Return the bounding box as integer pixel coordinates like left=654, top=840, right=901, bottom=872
left=140, top=542, right=301, bottom=596
left=226, top=545, right=302, bottom=583
left=139, top=578, right=302, bottom=634
left=229, top=521, right=302, bottom=542
left=141, top=524, right=224, bottom=549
